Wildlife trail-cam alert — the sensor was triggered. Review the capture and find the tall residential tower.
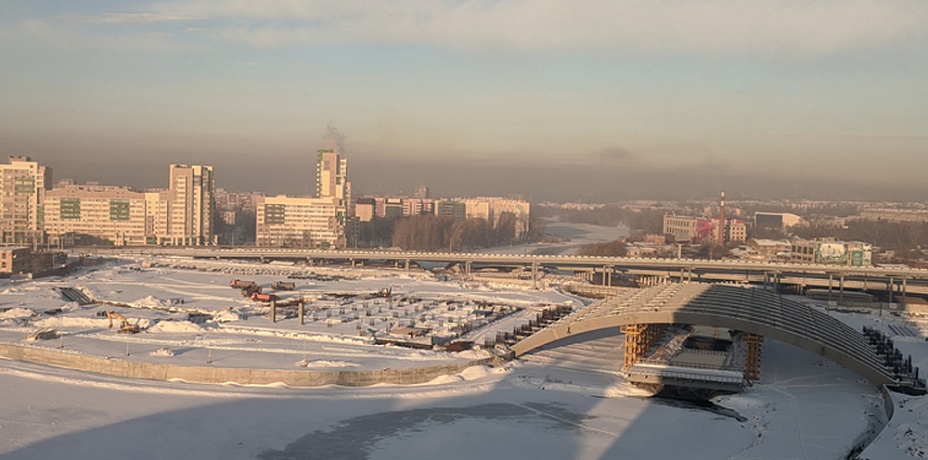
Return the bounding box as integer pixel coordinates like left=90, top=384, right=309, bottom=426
left=161, top=164, right=215, bottom=246
left=316, top=149, right=351, bottom=245
left=0, top=156, right=51, bottom=245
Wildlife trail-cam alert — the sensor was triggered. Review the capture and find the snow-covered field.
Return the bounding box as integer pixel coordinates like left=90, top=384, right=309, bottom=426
left=2, top=251, right=928, bottom=459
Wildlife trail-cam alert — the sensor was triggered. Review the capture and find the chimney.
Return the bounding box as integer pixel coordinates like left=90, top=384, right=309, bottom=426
left=719, top=190, right=726, bottom=244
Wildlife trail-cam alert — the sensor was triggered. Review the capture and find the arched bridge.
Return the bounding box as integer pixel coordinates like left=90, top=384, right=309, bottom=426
left=510, top=283, right=896, bottom=387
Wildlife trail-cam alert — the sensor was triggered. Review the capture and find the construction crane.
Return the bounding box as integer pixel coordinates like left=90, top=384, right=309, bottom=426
left=105, top=311, right=141, bottom=334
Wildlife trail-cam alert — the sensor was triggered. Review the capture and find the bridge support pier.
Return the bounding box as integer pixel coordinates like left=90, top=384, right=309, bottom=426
left=744, top=333, right=764, bottom=381
left=622, top=323, right=667, bottom=370
left=889, top=276, right=894, bottom=305
left=531, top=261, right=540, bottom=290
left=840, top=274, right=845, bottom=304
left=902, top=277, right=907, bottom=310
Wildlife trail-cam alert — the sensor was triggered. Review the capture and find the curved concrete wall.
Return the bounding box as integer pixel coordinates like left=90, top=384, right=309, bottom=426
left=0, top=343, right=495, bottom=387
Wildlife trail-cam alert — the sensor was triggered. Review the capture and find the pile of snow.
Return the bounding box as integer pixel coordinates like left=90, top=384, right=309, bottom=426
left=147, top=320, right=203, bottom=334
left=213, top=307, right=243, bottom=323
left=150, top=347, right=175, bottom=357
left=459, top=365, right=494, bottom=380
left=0, top=307, right=35, bottom=320
left=131, top=295, right=168, bottom=308
left=33, top=316, right=111, bottom=329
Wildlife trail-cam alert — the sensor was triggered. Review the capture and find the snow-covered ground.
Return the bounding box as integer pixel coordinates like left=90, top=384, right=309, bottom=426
left=1, top=226, right=927, bottom=459
left=0, top=258, right=582, bottom=372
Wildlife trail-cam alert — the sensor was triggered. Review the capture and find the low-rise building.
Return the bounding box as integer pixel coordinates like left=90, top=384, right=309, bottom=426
left=0, top=247, right=30, bottom=275
left=746, top=239, right=792, bottom=262
left=859, top=209, right=928, bottom=223
left=754, top=212, right=804, bottom=228
left=790, top=239, right=872, bottom=266
left=663, top=215, right=746, bottom=244
left=355, top=198, right=376, bottom=222
left=0, top=247, right=63, bottom=277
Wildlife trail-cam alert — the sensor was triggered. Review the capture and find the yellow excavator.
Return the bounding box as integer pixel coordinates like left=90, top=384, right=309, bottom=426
left=106, top=311, right=141, bottom=334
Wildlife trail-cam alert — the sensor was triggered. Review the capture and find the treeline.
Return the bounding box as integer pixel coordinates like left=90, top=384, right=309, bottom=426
left=738, top=202, right=864, bottom=218
left=539, top=205, right=667, bottom=234
left=360, top=213, right=530, bottom=251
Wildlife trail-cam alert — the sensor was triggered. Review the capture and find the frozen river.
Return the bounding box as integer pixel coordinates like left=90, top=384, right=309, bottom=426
left=2, top=241, right=927, bottom=458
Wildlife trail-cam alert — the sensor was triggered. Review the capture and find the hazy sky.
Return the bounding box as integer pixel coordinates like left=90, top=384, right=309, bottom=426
left=2, top=1, right=927, bottom=201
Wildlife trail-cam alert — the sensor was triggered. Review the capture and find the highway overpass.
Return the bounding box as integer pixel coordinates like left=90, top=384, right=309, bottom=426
left=76, top=246, right=928, bottom=297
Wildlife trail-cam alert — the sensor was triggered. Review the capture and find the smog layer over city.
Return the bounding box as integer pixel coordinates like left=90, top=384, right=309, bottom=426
left=2, top=2, right=928, bottom=460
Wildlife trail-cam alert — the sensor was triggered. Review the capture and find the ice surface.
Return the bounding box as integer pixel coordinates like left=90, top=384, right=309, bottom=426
left=1, top=237, right=927, bottom=459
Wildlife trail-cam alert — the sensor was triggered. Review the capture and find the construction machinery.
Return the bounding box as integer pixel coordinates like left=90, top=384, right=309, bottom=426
left=105, top=311, right=141, bottom=334
left=250, top=291, right=278, bottom=302
left=230, top=279, right=256, bottom=289
left=272, top=281, right=296, bottom=291
left=241, top=284, right=261, bottom=297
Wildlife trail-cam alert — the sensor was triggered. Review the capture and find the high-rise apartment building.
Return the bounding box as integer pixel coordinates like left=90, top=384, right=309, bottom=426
left=316, top=150, right=349, bottom=201
left=254, top=147, right=352, bottom=248
left=316, top=149, right=352, bottom=244
left=160, top=164, right=215, bottom=245
left=463, top=197, right=531, bottom=240
left=255, top=195, right=341, bottom=248
left=42, top=164, right=215, bottom=247
left=44, top=184, right=148, bottom=247
left=0, top=156, right=51, bottom=245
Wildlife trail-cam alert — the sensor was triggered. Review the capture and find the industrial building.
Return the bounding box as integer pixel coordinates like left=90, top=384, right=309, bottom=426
left=754, top=212, right=804, bottom=229
left=858, top=209, right=928, bottom=223
left=0, top=246, right=63, bottom=277
left=662, top=215, right=747, bottom=244
left=790, top=239, right=872, bottom=266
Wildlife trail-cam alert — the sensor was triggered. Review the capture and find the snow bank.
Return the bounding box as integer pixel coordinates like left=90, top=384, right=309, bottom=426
left=213, top=307, right=242, bottom=323
left=0, top=307, right=35, bottom=320
left=296, top=359, right=359, bottom=368
left=147, top=320, right=203, bottom=334
left=33, top=317, right=111, bottom=329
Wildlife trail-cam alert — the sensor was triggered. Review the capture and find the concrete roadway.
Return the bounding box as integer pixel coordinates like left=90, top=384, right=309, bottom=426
left=76, top=246, right=928, bottom=296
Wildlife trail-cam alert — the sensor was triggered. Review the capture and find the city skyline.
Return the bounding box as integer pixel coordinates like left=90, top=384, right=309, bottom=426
left=2, top=1, right=927, bottom=201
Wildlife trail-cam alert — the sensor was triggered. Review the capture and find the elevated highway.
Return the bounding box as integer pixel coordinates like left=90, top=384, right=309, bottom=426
left=78, top=247, right=928, bottom=297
